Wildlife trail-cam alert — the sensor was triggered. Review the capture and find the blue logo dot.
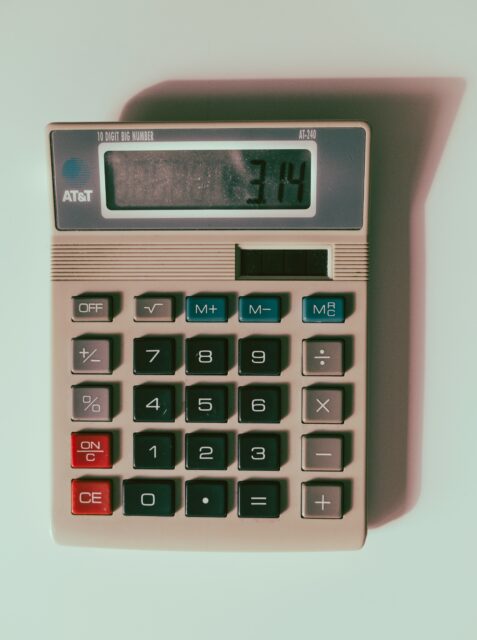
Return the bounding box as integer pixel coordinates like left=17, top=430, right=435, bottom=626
left=62, top=158, right=90, bottom=186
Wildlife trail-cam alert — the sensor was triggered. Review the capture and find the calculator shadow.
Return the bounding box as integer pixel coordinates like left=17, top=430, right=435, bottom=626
left=121, top=77, right=465, bottom=528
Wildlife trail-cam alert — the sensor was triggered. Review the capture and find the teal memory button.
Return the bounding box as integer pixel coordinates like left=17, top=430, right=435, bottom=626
left=239, top=296, right=281, bottom=322
left=302, top=296, right=345, bottom=323
left=186, top=296, right=228, bottom=322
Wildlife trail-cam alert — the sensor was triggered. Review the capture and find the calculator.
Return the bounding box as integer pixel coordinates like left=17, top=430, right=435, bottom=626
left=49, top=121, right=370, bottom=550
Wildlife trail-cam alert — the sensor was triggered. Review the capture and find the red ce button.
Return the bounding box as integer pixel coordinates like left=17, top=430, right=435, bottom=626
left=71, top=479, right=112, bottom=515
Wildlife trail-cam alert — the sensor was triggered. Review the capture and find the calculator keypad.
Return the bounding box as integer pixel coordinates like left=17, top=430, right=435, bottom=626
left=61, top=285, right=363, bottom=548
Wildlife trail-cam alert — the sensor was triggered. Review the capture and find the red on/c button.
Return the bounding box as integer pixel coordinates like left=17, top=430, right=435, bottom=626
left=71, top=479, right=112, bottom=515
left=71, top=432, right=112, bottom=468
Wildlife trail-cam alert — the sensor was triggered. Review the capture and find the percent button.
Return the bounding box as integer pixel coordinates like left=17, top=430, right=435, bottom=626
left=72, top=386, right=111, bottom=421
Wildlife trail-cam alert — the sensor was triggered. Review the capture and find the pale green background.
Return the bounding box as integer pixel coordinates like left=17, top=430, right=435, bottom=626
left=1, top=1, right=476, bottom=638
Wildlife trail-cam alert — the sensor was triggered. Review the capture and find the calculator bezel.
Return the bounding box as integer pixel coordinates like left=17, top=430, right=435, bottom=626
left=49, top=121, right=369, bottom=233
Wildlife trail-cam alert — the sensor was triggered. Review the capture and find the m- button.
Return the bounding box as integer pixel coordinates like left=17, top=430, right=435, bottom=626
left=239, top=296, right=281, bottom=323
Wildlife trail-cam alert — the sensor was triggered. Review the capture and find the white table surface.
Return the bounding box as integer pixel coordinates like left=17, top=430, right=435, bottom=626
left=1, top=1, right=476, bottom=638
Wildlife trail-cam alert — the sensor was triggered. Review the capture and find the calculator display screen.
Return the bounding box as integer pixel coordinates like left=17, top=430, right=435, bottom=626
left=104, top=149, right=311, bottom=211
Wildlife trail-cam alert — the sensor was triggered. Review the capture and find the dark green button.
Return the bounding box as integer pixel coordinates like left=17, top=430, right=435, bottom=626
left=238, top=432, right=281, bottom=470
left=238, top=385, right=281, bottom=423
left=185, top=480, right=228, bottom=517
left=238, top=481, right=281, bottom=518
left=133, top=431, right=176, bottom=469
left=185, top=385, right=228, bottom=422
left=123, top=479, right=175, bottom=516
left=185, top=432, right=228, bottom=470
left=133, top=337, right=176, bottom=375
left=133, top=385, right=175, bottom=422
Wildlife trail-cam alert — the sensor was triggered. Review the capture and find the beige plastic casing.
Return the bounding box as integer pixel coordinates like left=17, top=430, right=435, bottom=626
left=50, top=121, right=370, bottom=550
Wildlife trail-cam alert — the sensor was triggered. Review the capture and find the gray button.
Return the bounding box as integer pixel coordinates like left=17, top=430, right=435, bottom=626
left=302, top=388, right=343, bottom=423
left=135, top=297, right=174, bottom=322
left=72, top=339, right=111, bottom=374
left=72, top=297, right=111, bottom=322
left=301, top=483, right=342, bottom=518
left=303, top=340, right=344, bottom=376
left=72, top=386, right=111, bottom=421
left=302, top=435, right=343, bottom=471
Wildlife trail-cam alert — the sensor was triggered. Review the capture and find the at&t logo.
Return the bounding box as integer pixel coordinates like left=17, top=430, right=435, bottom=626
left=62, top=189, right=93, bottom=203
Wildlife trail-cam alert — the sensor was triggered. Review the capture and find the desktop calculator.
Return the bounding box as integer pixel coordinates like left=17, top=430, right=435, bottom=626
left=49, top=121, right=370, bottom=550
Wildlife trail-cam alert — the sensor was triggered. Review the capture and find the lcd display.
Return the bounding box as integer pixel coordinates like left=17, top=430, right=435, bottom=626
left=104, top=149, right=311, bottom=210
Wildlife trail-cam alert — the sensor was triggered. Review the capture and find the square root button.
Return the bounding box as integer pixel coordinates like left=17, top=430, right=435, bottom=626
left=135, top=296, right=174, bottom=322
left=302, top=388, right=344, bottom=424
left=301, top=483, right=342, bottom=519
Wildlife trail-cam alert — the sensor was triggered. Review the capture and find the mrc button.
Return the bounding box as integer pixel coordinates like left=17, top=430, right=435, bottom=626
left=302, top=296, right=345, bottom=323
left=71, top=479, right=112, bottom=515
left=72, top=296, right=112, bottom=321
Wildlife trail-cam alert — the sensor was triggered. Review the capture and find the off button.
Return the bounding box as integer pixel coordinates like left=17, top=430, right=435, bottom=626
left=72, top=296, right=112, bottom=322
